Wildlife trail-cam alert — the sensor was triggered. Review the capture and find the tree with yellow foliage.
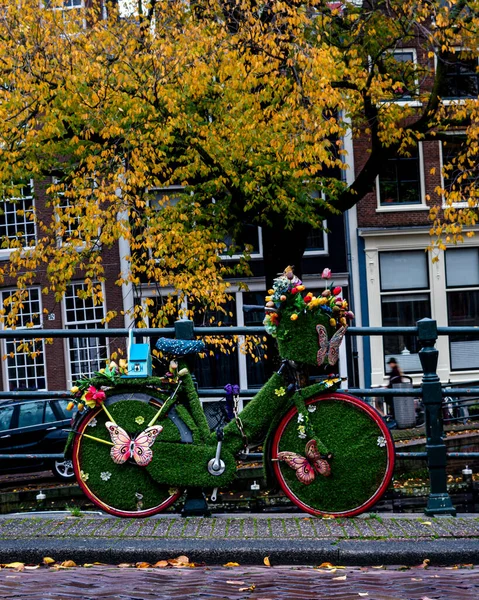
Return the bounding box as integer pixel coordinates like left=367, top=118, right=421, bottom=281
left=0, top=0, right=477, bottom=324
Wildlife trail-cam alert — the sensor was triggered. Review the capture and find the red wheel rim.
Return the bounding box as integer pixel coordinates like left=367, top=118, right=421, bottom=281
left=72, top=407, right=181, bottom=518
left=271, top=392, right=395, bottom=517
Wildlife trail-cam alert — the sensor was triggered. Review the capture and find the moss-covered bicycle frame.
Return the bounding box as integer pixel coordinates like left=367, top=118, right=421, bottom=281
left=69, top=356, right=395, bottom=518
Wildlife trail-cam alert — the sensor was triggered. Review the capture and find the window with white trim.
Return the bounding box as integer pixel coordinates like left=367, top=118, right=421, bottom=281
left=438, top=51, right=479, bottom=99
left=446, top=248, right=479, bottom=371
left=377, top=144, right=424, bottom=207
left=0, top=180, right=36, bottom=250
left=380, top=251, right=431, bottom=373
left=64, top=282, right=108, bottom=383
left=390, top=49, right=418, bottom=100
left=1, top=288, right=46, bottom=390
left=440, top=136, right=478, bottom=206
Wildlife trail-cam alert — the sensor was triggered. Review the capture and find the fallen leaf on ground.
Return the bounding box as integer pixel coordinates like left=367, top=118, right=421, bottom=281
left=118, top=563, right=134, bottom=568
left=224, top=562, right=240, bottom=567
left=239, top=585, right=256, bottom=592
left=226, top=581, right=244, bottom=585
left=358, top=594, right=369, bottom=597
left=136, top=562, right=151, bottom=569
left=411, top=578, right=423, bottom=581
left=332, top=575, right=347, bottom=581
left=2, top=562, right=25, bottom=571
left=372, top=565, right=384, bottom=569
left=60, top=561, right=77, bottom=568
left=420, top=521, right=432, bottom=526
left=153, top=560, right=169, bottom=568
left=24, top=566, right=40, bottom=570
left=263, top=556, right=271, bottom=567
left=420, top=559, right=430, bottom=569
left=43, top=557, right=55, bottom=565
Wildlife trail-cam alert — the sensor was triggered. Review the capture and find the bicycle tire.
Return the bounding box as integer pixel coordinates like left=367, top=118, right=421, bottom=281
left=271, top=392, right=395, bottom=517
left=72, top=392, right=182, bottom=517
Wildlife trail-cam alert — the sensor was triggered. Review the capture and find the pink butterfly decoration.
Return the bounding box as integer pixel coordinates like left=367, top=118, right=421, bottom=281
left=277, top=439, right=331, bottom=485
left=105, top=421, right=162, bottom=467
left=316, top=324, right=348, bottom=366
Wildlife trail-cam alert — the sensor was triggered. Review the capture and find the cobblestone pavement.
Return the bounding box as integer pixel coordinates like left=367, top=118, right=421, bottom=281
left=0, top=565, right=478, bottom=599
left=1, top=513, right=478, bottom=542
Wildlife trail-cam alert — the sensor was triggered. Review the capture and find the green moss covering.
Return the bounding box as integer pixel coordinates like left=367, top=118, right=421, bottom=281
left=276, top=397, right=391, bottom=514
left=76, top=400, right=182, bottom=513
left=179, top=369, right=211, bottom=442
left=276, top=308, right=334, bottom=366
left=76, top=396, right=237, bottom=513
left=222, top=373, right=291, bottom=453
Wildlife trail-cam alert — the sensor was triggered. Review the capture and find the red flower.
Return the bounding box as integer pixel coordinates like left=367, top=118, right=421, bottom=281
left=291, top=287, right=299, bottom=294
left=333, top=286, right=342, bottom=296
left=84, top=385, right=106, bottom=408
left=304, top=294, right=312, bottom=303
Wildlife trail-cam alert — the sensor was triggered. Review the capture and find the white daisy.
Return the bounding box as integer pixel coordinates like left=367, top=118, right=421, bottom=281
left=100, top=472, right=111, bottom=481
left=307, top=405, right=316, bottom=413
left=87, top=418, right=97, bottom=428
left=377, top=436, right=386, bottom=447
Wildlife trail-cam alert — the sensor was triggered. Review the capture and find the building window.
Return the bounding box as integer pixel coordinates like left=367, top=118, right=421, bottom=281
left=223, top=225, right=263, bottom=259
left=0, top=180, right=36, bottom=250
left=390, top=49, right=418, bottom=99
left=380, top=251, right=431, bottom=373
left=446, top=248, right=479, bottom=371
left=377, top=145, right=423, bottom=206
left=1, top=288, right=46, bottom=391
left=64, top=282, right=108, bottom=383
left=304, top=221, right=328, bottom=256
left=438, top=52, right=479, bottom=99
left=441, top=136, right=477, bottom=204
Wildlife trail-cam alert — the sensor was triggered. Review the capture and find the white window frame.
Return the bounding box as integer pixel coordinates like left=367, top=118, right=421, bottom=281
left=387, top=48, right=422, bottom=107
left=42, top=0, right=87, bottom=29
left=304, top=220, right=329, bottom=256
left=375, top=142, right=428, bottom=212
left=62, top=281, right=109, bottom=387
left=434, top=48, right=479, bottom=105
left=360, top=228, right=479, bottom=386
left=439, top=135, right=478, bottom=208
left=0, top=179, right=36, bottom=260
left=0, top=287, right=47, bottom=391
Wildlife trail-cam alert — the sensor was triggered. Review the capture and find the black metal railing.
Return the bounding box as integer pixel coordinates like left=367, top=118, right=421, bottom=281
left=2, top=317, right=479, bottom=516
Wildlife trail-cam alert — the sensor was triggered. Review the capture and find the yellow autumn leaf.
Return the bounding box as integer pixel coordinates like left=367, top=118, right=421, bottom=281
left=263, top=556, right=271, bottom=567
left=3, top=562, right=25, bottom=571
left=43, top=557, right=55, bottom=565
left=224, top=562, right=240, bottom=567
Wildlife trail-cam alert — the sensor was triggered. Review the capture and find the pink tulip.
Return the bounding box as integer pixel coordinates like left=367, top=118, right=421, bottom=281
left=321, top=268, right=332, bottom=279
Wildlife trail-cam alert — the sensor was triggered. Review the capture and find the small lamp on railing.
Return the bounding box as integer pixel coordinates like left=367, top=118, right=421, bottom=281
left=36, top=490, right=46, bottom=510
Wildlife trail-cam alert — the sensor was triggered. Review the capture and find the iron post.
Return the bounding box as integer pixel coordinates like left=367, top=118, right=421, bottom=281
left=418, top=318, right=456, bottom=516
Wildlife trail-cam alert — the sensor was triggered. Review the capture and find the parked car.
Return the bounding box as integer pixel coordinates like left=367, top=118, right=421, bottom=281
left=0, top=398, right=73, bottom=480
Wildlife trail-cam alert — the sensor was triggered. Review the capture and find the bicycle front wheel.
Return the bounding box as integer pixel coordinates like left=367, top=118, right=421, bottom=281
left=72, top=394, right=182, bottom=517
left=271, top=392, right=395, bottom=517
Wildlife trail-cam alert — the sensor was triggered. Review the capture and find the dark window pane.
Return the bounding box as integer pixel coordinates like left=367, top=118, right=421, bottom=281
left=382, top=293, right=431, bottom=373
left=439, top=53, right=479, bottom=98
left=379, top=148, right=422, bottom=205
left=448, top=290, right=479, bottom=370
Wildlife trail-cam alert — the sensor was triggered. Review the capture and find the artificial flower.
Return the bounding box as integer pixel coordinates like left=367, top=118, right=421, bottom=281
left=70, top=386, right=79, bottom=395
left=87, top=418, right=97, bottom=428
left=290, top=314, right=299, bottom=321
left=100, top=472, right=112, bottom=481
left=83, top=385, right=106, bottom=409
left=321, top=268, right=332, bottom=279
left=329, top=318, right=336, bottom=327
left=275, top=387, right=286, bottom=397
left=66, top=401, right=75, bottom=411
left=333, top=286, right=342, bottom=296
left=307, top=405, right=317, bottom=413
left=80, top=470, right=89, bottom=482
left=135, top=416, right=145, bottom=425
left=291, top=287, right=299, bottom=295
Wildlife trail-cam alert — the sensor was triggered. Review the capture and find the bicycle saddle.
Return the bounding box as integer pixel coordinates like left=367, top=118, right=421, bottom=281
left=155, top=337, right=205, bottom=356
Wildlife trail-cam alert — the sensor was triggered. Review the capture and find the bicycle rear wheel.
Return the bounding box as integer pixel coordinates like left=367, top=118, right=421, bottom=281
left=271, top=392, right=395, bottom=517
left=72, top=392, right=182, bottom=517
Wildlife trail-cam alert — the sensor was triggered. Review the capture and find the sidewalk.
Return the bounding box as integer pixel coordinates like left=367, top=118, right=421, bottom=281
left=0, top=512, right=478, bottom=566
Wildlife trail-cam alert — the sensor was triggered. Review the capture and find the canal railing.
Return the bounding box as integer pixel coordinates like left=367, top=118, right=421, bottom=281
left=1, top=317, right=479, bottom=516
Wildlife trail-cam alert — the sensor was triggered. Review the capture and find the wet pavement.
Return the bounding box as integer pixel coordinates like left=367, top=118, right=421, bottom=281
left=0, top=564, right=478, bottom=599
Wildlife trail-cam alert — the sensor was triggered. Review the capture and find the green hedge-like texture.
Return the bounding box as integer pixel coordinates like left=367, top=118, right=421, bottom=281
left=77, top=400, right=182, bottom=513
left=222, top=372, right=291, bottom=452
left=276, top=397, right=390, bottom=514
left=276, top=308, right=334, bottom=366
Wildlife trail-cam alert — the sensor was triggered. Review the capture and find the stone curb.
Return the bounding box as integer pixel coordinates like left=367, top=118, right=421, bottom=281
left=0, top=513, right=478, bottom=565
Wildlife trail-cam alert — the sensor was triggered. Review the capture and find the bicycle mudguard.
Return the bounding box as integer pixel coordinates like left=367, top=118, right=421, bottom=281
left=145, top=440, right=237, bottom=488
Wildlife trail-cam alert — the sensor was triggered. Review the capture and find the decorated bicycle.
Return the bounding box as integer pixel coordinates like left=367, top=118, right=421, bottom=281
left=66, top=267, right=395, bottom=517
